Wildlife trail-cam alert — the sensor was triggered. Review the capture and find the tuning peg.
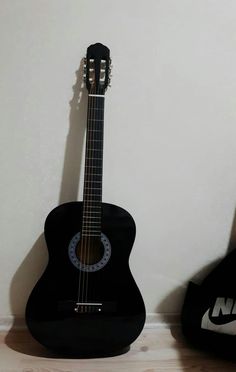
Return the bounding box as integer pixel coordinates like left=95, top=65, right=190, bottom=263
left=83, top=58, right=87, bottom=71
left=83, top=57, right=87, bottom=81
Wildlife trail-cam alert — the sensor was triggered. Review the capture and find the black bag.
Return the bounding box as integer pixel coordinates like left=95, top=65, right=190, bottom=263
left=181, top=248, right=236, bottom=359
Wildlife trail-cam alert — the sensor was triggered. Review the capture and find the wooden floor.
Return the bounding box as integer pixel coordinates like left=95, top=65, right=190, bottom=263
left=1, top=327, right=236, bottom=371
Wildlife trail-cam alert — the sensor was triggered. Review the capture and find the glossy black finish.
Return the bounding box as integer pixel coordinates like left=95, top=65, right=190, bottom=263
left=25, top=202, right=146, bottom=357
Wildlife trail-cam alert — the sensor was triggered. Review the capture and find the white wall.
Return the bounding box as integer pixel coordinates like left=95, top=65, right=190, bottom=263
left=0, top=0, right=236, bottom=319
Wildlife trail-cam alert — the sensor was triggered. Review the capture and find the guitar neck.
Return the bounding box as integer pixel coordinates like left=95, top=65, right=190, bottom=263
left=82, top=93, right=105, bottom=237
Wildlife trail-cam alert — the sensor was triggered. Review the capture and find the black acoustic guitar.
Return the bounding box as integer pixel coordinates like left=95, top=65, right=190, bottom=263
left=25, top=43, right=146, bottom=357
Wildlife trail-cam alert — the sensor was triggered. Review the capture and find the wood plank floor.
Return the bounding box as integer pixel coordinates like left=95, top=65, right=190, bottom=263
left=1, top=327, right=236, bottom=371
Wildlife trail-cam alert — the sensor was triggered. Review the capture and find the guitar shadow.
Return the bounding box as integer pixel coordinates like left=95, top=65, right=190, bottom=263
left=5, top=60, right=87, bottom=357
left=157, top=208, right=236, bottom=368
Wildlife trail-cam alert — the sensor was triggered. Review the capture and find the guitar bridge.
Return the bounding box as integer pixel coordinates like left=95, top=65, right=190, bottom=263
left=74, top=302, right=102, bottom=313
left=57, top=300, right=117, bottom=314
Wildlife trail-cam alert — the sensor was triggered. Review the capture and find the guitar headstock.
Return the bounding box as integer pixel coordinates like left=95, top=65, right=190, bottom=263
left=83, top=43, right=111, bottom=94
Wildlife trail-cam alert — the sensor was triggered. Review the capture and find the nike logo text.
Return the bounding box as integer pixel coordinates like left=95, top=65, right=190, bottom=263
left=201, top=297, right=236, bottom=335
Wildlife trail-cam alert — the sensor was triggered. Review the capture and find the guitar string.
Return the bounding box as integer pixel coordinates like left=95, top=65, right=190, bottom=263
left=77, top=86, right=86, bottom=310
left=83, top=85, right=95, bottom=311
left=77, top=61, right=107, bottom=312
left=78, top=84, right=104, bottom=312
left=84, top=84, right=99, bottom=311
left=96, top=86, right=103, bottom=307
left=91, top=86, right=103, bottom=308
left=85, top=85, right=96, bottom=310
left=88, top=85, right=102, bottom=309
left=88, top=85, right=99, bottom=308
left=85, top=86, right=103, bottom=310
left=77, top=85, right=92, bottom=310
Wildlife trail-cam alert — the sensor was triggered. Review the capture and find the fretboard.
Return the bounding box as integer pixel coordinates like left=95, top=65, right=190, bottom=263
left=81, top=94, right=105, bottom=238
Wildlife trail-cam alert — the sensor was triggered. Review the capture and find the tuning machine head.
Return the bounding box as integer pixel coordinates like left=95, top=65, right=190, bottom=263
left=83, top=57, right=87, bottom=82
left=84, top=43, right=111, bottom=91
left=108, top=58, right=112, bottom=87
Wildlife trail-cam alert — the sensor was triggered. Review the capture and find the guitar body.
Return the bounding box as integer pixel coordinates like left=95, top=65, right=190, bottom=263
left=25, top=201, right=146, bottom=357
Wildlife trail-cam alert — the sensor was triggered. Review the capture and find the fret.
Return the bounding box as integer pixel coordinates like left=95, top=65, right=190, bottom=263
left=86, top=147, right=102, bottom=151
left=87, top=123, right=103, bottom=127
left=87, top=139, right=103, bottom=142
left=84, top=202, right=101, bottom=207
left=85, top=153, right=102, bottom=156
left=82, top=233, right=101, bottom=237
left=82, top=226, right=101, bottom=230
left=83, top=204, right=101, bottom=207
left=84, top=187, right=102, bottom=191
left=86, top=144, right=102, bottom=148
left=87, top=129, right=102, bottom=132
left=82, top=221, right=101, bottom=224
left=83, top=214, right=101, bottom=216
left=84, top=182, right=102, bottom=186
left=83, top=205, right=101, bottom=208
left=86, top=155, right=102, bottom=158
left=84, top=182, right=102, bottom=188
left=83, top=219, right=101, bottom=222
left=88, top=122, right=103, bottom=126
left=86, top=140, right=102, bottom=145
left=83, top=211, right=101, bottom=215
left=82, top=230, right=101, bottom=234
left=88, top=94, right=105, bottom=97
left=87, top=117, right=103, bottom=120
left=86, top=162, right=101, bottom=166
left=86, top=157, right=102, bottom=160
left=83, top=222, right=101, bottom=225
left=82, top=228, right=101, bottom=231
left=82, top=227, right=101, bottom=230
left=84, top=173, right=102, bottom=176
left=83, top=221, right=100, bottom=229
left=85, top=181, right=102, bottom=184
left=82, top=222, right=101, bottom=225
left=83, top=186, right=102, bottom=191
left=83, top=196, right=101, bottom=200
left=83, top=214, right=101, bottom=218
left=84, top=163, right=102, bottom=167
left=84, top=170, right=102, bottom=174
left=85, top=165, right=102, bottom=169
left=83, top=197, right=101, bottom=201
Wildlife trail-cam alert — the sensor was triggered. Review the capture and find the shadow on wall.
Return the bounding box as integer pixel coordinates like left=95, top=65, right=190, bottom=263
left=157, top=208, right=236, bottom=369
left=5, top=60, right=87, bottom=355
left=58, top=60, right=87, bottom=205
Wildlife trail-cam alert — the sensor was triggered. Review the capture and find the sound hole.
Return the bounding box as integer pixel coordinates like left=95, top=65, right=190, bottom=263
left=76, top=237, right=104, bottom=265
left=68, top=232, right=111, bottom=272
